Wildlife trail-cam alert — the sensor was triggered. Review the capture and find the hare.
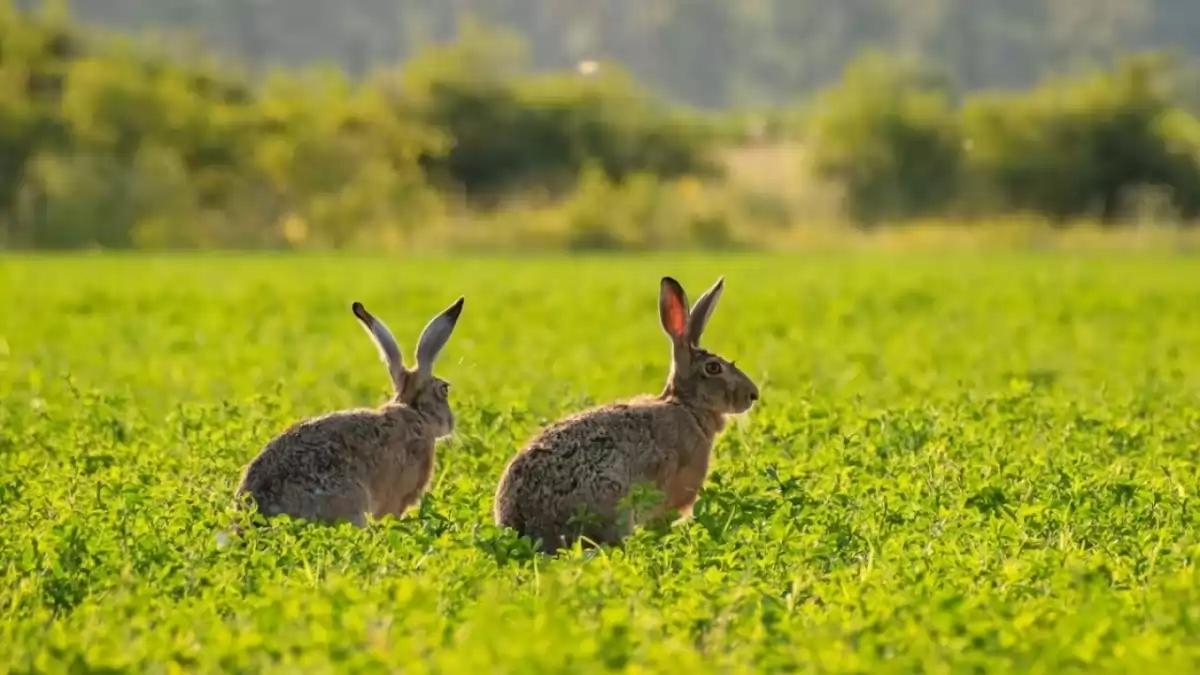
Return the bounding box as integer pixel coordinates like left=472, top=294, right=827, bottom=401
left=234, top=297, right=465, bottom=528
left=493, top=275, right=759, bottom=552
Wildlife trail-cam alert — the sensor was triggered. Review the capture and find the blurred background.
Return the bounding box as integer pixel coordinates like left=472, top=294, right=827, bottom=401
left=3, top=0, right=1200, bottom=252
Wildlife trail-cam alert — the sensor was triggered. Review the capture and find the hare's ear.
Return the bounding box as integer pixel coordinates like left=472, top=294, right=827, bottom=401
left=659, top=277, right=690, bottom=344
left=414, top=296, right=465, bottom=378
left=686, top=276, right=724, bottom=347
left=659, top=277, right=692, bottom=372
left=352, top=302, right=407, bottom=393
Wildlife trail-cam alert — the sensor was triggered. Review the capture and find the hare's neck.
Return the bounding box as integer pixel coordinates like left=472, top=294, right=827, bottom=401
left=693, top=406, right=726, bottom=435
left=366, top=402, right=433, bottom=452
left=373, top=405, right=420, bottom=446
left=659, top=387, right=726, bottom=436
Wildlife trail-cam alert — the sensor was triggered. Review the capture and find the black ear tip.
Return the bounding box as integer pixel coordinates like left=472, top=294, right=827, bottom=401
left=447, top=296, right=465, bottom=318
left=351, top=302, right=369, bottom=321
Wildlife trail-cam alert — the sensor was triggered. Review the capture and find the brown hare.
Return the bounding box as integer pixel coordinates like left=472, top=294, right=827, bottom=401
left=493, top=276, right=759, bottom=552
left=235, top=297, right=465, bottom=528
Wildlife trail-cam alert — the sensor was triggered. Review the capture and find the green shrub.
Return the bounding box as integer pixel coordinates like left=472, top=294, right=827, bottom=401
left=0, top=5, right=445, bottom=249
left=559, top=166, right=734, bottom=251
left=394, top=20, right=719, bottom=203
left=804, top=53, right=963, bottom=226
left=0, top=10, right=719, bottom=249
left=962, top=55, right=1200, bottom=222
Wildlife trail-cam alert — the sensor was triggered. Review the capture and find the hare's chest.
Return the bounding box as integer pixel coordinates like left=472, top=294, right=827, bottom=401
left=368, top=452, right=435, bottom=519
left=394, top=450, right=435, bottom=495
left=661, top=450, right=711, bottom=512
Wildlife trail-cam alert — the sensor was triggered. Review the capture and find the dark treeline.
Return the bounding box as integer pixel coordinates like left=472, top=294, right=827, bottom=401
left=3, top=2, right=1200, bottom=252
left=49, top=0, right=1200, bottom=108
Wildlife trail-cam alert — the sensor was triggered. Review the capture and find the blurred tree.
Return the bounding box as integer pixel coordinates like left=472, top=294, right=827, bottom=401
left=805, top=53, right=962, bottom=225
left=962, top=54, right=1200, bottom=222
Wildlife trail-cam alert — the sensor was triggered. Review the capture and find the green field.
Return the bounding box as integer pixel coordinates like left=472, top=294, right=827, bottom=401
left=2, top=254, right=1200, bottom=672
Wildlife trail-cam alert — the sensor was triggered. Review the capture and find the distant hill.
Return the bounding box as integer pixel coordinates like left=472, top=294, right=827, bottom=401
left=22, top=0, right=1200, bottom=107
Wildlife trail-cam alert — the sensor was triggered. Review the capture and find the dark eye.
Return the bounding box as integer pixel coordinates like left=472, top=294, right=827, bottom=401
left=703, top=361, right=723, bottom=376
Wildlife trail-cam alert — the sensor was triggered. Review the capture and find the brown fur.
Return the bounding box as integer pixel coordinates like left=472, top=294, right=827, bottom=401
left=234, top=298, right=464, bottom=528
left=493, top=276, right=759, bottom=552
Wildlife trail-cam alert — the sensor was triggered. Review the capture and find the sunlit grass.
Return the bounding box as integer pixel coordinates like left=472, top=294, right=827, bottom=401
left=2, top=253, right=1199, bottom=672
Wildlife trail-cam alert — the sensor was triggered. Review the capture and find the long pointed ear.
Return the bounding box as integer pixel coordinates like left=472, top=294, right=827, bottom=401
left=659, top=277, right=690, bottom=345
left=352, top=302, right=406, bottom=393
left=415, top=296, right=465, bottom=378
left=659, top=276, right=692, bottom=373
left=685, top=276, right=724, bottom=347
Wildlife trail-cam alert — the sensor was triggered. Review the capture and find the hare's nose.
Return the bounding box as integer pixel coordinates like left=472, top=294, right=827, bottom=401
left=749, top=389, right=759, bottom=402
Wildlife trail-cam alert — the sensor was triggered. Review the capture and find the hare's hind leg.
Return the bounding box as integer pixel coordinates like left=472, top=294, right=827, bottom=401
left=564, top=477, right=635, bottom=550
left=277, top=479, right=370, bottom=528
left=313, top=483, right=371, bottom=527
left=371, top=487, right=423, bottom=523
left=549, top=520, right=626, bottom=554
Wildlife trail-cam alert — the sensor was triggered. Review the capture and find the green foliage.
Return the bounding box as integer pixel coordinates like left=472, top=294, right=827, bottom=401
left=2, top=254, right=1200, bottom=670
left=806, top=54, right=962, bottom=226
left=554, top=168, right=736, bottom=250
left=397, top=21, right=717, bottom=202
left=0, top=6, right=447, bottom=249
left=0, top=9, right=718, bottom=249
left=439, top=168, right=754, bottom=252
left=963, top=56, right=1200, bottom=221
left=9, top=4, right=1200, bottom=248
left=805, top=53, right=1200, bottom=225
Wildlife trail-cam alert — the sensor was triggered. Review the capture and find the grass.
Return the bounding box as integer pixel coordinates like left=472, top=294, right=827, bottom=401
left=2, top=252, right=1200, bottom=672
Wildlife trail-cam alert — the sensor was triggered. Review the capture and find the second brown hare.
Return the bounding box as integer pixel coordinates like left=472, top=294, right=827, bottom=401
left=235, top=297, right=465, bottom=528
left=493, top=275, right=759, bottom=552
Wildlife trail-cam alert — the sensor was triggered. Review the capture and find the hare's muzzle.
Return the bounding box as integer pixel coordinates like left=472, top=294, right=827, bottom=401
left=743, top=382, right=761, bottom=410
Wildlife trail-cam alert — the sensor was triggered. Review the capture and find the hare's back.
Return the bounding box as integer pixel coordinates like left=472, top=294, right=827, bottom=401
left=523, top=402, right=663, bottom=464
left=241, top=409, right=377, bottom=491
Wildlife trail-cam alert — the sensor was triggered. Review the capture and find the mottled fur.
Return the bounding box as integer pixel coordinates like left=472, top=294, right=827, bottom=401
left=494, top=276, right=759, bottom=552
left=235, top=297, right=464, bottom=527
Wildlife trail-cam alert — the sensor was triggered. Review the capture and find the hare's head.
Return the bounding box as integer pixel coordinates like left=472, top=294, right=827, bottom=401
left=352, top=297, right=465, bottom=437
left=659, top=276, right=758, bottom=415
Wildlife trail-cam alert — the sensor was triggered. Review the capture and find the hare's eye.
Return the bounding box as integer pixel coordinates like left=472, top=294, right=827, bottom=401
left=703, top=361, right=723, bottom=376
